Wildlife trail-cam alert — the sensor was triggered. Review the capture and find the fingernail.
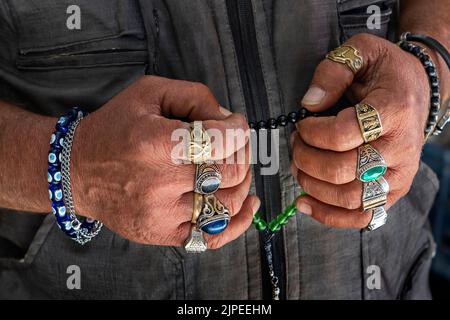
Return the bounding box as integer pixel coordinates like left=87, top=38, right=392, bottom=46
left=219, top=106, right=232, bottom=117
left=301, top=86, right=325, bottom=106
left=298, top=202, right=312, bottom=215
left=253, top=197, right=261, bottom=213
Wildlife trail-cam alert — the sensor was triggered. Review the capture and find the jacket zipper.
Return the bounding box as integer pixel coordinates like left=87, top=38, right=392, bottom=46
left=225, top=0, right=286, bottom=300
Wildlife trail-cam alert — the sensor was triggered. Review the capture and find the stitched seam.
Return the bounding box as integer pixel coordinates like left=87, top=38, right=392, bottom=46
left=152, top=8, right=160, bottom=75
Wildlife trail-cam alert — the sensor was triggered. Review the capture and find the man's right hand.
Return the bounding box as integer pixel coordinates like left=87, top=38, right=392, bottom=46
left=71, top=76, right=259, bottom=249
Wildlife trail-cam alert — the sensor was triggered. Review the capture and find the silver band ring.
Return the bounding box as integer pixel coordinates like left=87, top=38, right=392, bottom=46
left=366, top=206, right=388, bottom=231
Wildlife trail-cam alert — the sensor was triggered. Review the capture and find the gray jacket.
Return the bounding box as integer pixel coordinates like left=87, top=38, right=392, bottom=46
left=0, top=0, right=438, bottom=299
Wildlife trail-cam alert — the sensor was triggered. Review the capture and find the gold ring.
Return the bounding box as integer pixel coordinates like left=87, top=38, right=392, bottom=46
left=326, top=45, right=363, bottom=74
left=355, top=103, right=383, bottom=143
left=191, top=192, right=203, bottom=223
left=188, top=121, right=211, bottom=163
left=184, top=193, right=207, bottom=253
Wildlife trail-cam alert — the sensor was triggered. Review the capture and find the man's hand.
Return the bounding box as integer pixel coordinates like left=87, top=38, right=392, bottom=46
left=67, top=76, right=259, bottom=248
left=291, top=33, right=432, bottom=228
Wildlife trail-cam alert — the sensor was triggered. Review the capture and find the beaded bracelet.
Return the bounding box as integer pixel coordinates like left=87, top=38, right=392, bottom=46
left=398, top=35, right=442, bottom=140
left=48, top=108, right=102, bottom=245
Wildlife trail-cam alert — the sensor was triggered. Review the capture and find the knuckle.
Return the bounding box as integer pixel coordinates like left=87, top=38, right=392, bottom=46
left=327, top=163, right=352, bottom=185
left=234, top=112, right=250, bottom=131
left=227, top=163, right=248, bottom=186
left=191, top=82, right=213, bottom=98
left=331, top=122, right=353, bottom=151
left=341, top=188, right=361, bottom=210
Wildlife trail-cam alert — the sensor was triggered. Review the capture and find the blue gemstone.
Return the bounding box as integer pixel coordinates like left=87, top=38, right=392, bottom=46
left=200, top=219, right=229, bottom=235
left=201, top=178, right=220, bottom=194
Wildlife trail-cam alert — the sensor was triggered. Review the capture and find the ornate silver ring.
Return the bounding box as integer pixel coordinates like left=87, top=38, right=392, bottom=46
left=357, top=144, right=387, bottom=182
left=362, top=176, right=389, bottom=211
left=194, top=163, right=222, bottom=195
left=184, top=224, right=207, bottom=253
left=366, top=206, right=388, bottom=231
left=197, top=194, right=230, bottom=235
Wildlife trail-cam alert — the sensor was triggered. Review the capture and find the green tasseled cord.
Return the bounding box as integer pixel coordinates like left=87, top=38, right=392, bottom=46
left=252, top=191, right=307, bottom=300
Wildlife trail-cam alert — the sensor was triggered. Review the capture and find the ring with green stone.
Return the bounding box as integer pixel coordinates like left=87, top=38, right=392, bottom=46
left=356, top=144, right=387, bottom=182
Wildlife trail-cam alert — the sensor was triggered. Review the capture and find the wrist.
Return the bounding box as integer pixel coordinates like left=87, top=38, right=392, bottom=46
left=0, top=103, right=55, bottom=212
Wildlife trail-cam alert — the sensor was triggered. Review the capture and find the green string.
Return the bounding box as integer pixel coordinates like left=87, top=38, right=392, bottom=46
left=252, top=191, right=307, bottom=233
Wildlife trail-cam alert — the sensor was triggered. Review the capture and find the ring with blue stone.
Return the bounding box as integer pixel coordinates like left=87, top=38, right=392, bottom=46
left=194, top=163, right=222, bottom=195
left=197, top=194, right=230, bottom=235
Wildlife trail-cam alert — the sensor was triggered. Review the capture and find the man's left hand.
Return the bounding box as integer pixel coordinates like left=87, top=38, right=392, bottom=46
left=291, top=33, right=431, bottom=228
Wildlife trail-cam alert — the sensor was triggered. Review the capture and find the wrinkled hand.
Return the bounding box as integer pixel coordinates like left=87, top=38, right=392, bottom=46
left=292, top=33, right=430, bottom=228
left=71, top=76, right=259, bottom=248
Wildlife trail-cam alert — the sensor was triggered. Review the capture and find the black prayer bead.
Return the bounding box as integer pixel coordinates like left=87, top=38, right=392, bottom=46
left=277, top=115, right=288, bottom=126
left=288, top=111, right=298, bottom=123
left=268, top=118, right=278, bottom=129
left=257, top=120, right=267, bottom=130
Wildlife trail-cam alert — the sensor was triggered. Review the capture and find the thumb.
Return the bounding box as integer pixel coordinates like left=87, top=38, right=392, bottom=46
left=300, top=58, right=354, bottom=112
left=301, top=34, right=380, bottom=112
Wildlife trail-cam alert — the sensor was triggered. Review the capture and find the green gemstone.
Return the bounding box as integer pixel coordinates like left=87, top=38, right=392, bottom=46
left=361, top=165, right=386, bottom=182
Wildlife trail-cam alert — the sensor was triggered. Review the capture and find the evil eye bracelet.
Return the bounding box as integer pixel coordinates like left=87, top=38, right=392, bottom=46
left=47, top=107, right=102, bottom=245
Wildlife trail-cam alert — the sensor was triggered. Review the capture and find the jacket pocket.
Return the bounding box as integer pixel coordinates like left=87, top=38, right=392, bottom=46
left=337, top=0, right=396, bottom=41
left=0, top=214, right=54, bottom=269
left=8, top=0, right=148, bottom=70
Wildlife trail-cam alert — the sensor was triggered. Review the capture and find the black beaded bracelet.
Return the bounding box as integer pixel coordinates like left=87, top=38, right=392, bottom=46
left=398, top=37, right=441, bottom=139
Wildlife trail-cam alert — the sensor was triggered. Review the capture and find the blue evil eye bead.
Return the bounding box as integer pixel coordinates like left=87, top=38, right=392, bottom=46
left=54, top=189, right=63, bottom=201
left=48, top=147, right=61, bottom=165
left=66, top=108, right=79, bottom=121
left=63, top=220, right=73, bottom=231
left=48, top=167, right=62, bottom=184
left=48, top=151, right=58, bottom=164
left=49, top=184, right=63, bottom=201
left=50, top=132, right=65, bottom=149
left=56, top=116, right=70, bottom=133
left=51, top=202, right=67, bottom=217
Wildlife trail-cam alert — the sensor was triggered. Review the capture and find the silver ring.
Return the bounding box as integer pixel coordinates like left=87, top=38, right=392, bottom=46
left=366, top=206, right=388, bottom=231
left=194, top=163, right=222, bottom=195
left=184, top=224, right=207, bottom=253
left=362, top=177, right=389, bottom=211
left=197, top=194, right=230, bottom=235
left=357, top=144, right=387, bottom=182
